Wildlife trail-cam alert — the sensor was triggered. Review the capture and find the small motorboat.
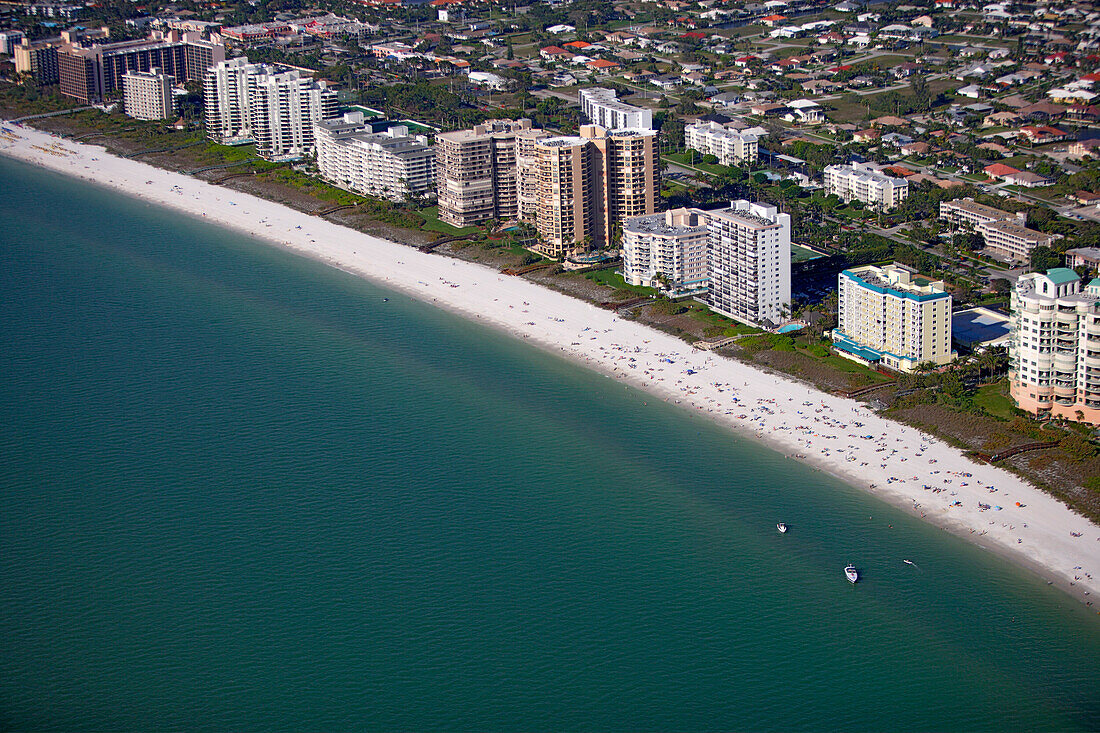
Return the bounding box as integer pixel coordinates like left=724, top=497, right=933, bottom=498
left=845, top=564, right=859, bottom=583
left=777, top=523, right=788, bottom=534
left=903, top=559, right=915, bottom=566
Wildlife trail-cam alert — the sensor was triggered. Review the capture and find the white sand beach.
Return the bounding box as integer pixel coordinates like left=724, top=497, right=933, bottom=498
left=3, top=123, right=1098, bottom=602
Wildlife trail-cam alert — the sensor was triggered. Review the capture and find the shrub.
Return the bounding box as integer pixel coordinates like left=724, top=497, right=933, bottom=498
left=1060, top=434, right=1097, bottom=461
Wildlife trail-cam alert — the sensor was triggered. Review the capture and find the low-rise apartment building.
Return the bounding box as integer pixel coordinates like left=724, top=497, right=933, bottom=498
left=823, top=162, right=908, bottom=210
left=833, top=263, right=956, bottom=372
left=684, top=121, right=759, bottom=165
left=977, top=219, right=1055, bottom=263
left=622, top=208, right=710, bottom=296
left=938, top=197, right=1019, bottom=228
left=1009, top=269, right=1100, bottom=424
left=315, top=112, right=436, bottom=202
left=706, top=200, right=791, bottom=327
left=938, top=197, right=1053, bottom=262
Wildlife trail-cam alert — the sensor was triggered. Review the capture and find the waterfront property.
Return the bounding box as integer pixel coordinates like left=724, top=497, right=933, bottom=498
left=58, top=30, right=224, bottom=103
left=529, top=125, right=659, bottom=258
left=314, top=111, right=435, bottom=203
left=833, top=263, right=956, bottom=372
left=1009, top=268, right=1100, bottom=424
left=622, top=208, right=710, bottom=296
left=204, top=57, right=338, bottom=161
left=706, top=200, right=791, bottom=328
left=435, top=118, right=534, bottom=228
left=122, top=68, right=175, bottom=120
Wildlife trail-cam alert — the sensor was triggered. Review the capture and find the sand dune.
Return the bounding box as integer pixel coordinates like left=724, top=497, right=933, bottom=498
left=3, top=123, right=1097, bottom=602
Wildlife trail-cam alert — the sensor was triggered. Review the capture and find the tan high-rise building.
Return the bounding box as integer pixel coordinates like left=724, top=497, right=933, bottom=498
left=435, top=120, right=658, bottom=255
left=515, top=127, right=551, bottom=224
left=592, top=126, right=659, bottom=245
left=435, top=118, right=535, bottom=228
left=534, top=136, right=594, bottom=258
left=531, top=124, right=658, bottom=258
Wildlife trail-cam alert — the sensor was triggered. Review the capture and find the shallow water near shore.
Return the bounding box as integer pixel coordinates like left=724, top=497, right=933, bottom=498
left=1, top=157, right=1099, bottom=731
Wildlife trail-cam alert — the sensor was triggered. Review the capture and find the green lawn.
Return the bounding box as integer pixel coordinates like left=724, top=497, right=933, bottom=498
left=821, top=354, right=892, bottom=380
left=663, top=152, right=730, bottom=176
left=584, top=269, right=655, bottom=296
left=419, top=206, right=480, bottom=236
left=973, top=381, right=1017, bottom=421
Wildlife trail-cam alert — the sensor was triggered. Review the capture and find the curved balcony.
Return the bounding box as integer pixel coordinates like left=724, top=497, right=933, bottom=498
left=1054, top=383, right=1076, bottom=399
left=1055, top=311, right=1078, bottom=326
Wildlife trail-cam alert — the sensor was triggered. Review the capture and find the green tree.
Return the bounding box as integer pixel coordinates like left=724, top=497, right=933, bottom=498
left=1030, top=246, right=1060, bottom=272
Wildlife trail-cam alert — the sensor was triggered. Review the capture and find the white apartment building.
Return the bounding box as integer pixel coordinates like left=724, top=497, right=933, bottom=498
left=122, top=67, right=175, bottom=120
left=938, top=197, right=1018, bottom=228
left=938, top=197, right=1054, bottom=263
left=622, top=208, right=710, bottom=296
left=314, top=112, right=435, bottom=202
left=1010, top=269, right=1100, bottom=424
left=579, top=87, right=653, bottom=130
left=823, top=162, right=908, bottom=210
left=833, top=263, right=955, bottom=373
left=204, top=57, right=338, bottom=160
left=706, top=200, right=791, bottom=327
left=684, top=121, right=759, bottom=165
left=976, top=219, right=1055, bottom=263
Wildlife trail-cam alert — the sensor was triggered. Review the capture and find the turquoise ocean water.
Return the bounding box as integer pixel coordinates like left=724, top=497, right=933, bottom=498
left=0, top=157, right=1098, bottom=731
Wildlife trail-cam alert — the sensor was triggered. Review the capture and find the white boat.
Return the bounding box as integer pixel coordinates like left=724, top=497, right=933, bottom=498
left=777, top=522, right=788, bottom=534
left=845, top=564, right=859, bottom=583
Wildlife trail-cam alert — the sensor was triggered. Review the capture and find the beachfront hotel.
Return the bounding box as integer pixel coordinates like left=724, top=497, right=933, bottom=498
left=435, top=118, right=535, bottom=228
left=684, top=121, right=759, bottom=166
left=579, top=87, right=653, bottom=131
left=122, top=68, right=175, bottom=121
left=57, top=30, right=224, bottom=103
left=706, top=200, right=791, bottom=328
left=823, top=163, right=908, bottom=210
left=1009, top=269, right=1100, bottom=424
left=832, top=263, right=955, bottom=373
left=314, top=112, right=436, bottom=203
left=204, top=57, right=338, bottom=161
left=622, top=208, right=710, bottom=296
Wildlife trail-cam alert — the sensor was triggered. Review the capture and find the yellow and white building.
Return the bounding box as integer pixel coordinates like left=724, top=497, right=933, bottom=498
left=833, top=263, right=956, bottom=372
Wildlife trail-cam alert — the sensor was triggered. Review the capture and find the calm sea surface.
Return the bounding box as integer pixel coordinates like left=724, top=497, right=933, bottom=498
left=1, top=157, right=1098, bottom=732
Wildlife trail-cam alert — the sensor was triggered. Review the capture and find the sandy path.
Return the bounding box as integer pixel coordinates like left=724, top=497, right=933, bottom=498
left=3, top=123, right=1097, bottom=603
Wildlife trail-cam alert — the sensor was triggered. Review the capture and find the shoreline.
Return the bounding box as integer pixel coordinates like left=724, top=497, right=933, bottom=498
left=3, top=123, right=1098, bottom=605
